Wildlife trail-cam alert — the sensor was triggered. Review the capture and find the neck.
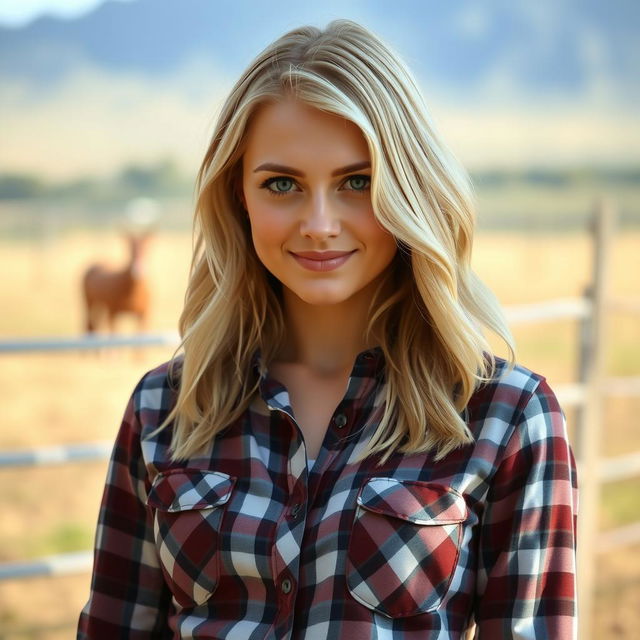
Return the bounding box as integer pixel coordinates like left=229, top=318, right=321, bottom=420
left=278, top=282, right=380, bottom=376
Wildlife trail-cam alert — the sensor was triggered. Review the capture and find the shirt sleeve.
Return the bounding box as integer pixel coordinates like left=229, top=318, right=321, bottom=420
left=474, top=378, right=578, bottom=639
left=77, top=379, right=173, bottom=638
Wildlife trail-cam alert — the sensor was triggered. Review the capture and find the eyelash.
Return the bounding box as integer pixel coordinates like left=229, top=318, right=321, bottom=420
left=259, top=174, right=371, bottom=197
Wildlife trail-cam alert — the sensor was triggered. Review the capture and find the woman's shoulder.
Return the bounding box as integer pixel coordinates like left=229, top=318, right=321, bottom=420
left=133, top=356, right=183, bottom=397
left=127, top=356, right=183, bottom=429
left=466, top=355, right=564, bottom=442
left=480, top=355, right=555, bottom=406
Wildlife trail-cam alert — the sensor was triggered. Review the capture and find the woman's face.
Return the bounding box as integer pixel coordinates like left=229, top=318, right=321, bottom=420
left=241, top=98, right=397, bottom=308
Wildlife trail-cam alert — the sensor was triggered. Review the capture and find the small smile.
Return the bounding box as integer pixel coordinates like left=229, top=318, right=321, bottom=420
left=289, top=250, right=356, bottom=272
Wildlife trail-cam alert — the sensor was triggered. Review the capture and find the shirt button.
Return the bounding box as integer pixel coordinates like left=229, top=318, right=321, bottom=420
left=334, top=413, right=347, bottom=428
left=290, top=503, right=302, bottom=518
left=281, top=578, right=293, bottom=594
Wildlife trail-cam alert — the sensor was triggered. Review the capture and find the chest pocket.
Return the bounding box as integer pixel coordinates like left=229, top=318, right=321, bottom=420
left=147, top=469, right=235, bottom=608
left=346, top=478, right=467, bottom=618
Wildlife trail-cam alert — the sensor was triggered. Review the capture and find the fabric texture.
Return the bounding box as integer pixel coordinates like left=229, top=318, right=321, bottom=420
left=78, top=349, right=578, bottom=639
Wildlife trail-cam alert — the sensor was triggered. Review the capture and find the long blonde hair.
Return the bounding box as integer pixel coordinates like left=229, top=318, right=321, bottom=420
left=161, top=19, right=514, bottom=463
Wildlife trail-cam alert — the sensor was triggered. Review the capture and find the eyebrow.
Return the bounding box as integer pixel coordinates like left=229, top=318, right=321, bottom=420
left=252, top=161, right=371, bottom=178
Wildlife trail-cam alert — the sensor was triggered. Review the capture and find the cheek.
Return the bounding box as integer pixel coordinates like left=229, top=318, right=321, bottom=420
left=376, top=236, right=399, bottom=271
left=362, top=217, right=397, bottom=259
left=247, top=206, right=289, bottom=256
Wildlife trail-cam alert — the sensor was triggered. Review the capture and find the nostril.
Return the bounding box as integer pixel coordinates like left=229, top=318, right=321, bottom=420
left=300, top=220, right=341, bottom=238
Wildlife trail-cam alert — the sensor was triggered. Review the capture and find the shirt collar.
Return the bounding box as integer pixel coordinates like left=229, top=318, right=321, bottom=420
left=254, top=346, right=386, bottom=409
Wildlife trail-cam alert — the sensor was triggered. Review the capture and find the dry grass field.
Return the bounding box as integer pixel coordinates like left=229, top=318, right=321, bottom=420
left=0, top=229, right=638, bottom=638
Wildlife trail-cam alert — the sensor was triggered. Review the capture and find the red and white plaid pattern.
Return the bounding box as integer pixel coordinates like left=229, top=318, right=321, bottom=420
left=347, top=480, right=467, bottom=617
left=147, top=470, right=235, bottom=607
left=78, top=349, right=578, bottom=639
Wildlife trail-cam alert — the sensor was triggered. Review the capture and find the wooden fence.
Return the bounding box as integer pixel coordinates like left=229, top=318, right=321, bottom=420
left=0, top=199, right=638, bottom=639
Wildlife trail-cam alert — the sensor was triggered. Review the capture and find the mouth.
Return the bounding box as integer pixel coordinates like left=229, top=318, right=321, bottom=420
left=289, top=250, right=356, bottom=272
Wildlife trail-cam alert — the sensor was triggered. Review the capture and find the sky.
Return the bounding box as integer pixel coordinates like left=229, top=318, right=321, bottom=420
left=0, top=0, right=132, bottom=26
left=1, top=0, right=637, bottom=179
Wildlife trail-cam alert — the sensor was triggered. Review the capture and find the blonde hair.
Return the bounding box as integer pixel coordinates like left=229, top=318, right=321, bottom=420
left=161, top=19, right=514, bottom=462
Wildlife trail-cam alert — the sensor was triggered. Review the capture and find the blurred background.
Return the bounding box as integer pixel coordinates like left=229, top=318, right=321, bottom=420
left=0, top=0, right=638, bottom=638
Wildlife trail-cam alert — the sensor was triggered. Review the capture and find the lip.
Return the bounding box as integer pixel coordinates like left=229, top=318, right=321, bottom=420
left=289, top=250, right=356, bottom=272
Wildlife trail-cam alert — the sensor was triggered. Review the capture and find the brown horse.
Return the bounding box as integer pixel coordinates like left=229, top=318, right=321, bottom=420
left=82, top=232, right=151, bottom=334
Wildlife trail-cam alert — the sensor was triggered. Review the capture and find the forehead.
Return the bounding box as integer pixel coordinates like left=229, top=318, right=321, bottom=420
left=242, top=99, right=369, bottom=167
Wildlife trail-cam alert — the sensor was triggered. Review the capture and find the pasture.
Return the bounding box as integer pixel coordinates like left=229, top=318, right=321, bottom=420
left=0, top=224, right=638, bottom=638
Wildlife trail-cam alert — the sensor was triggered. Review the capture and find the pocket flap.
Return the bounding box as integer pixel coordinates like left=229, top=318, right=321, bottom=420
left=357, top=478, right=467, bottom=525
left=147, top=469, right=235, bottom=512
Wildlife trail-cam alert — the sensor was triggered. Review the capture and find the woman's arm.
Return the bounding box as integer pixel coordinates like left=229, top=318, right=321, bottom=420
left=474, top=378, right=578, bottom=639
left=78, top=380, right=172, bottom=638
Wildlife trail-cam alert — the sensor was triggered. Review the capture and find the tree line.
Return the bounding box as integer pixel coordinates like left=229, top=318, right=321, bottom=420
left=1, top=160, right=638, bottom=201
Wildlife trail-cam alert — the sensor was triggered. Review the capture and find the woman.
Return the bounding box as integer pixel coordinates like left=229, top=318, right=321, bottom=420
left=79, top=19, right=577, bottom=639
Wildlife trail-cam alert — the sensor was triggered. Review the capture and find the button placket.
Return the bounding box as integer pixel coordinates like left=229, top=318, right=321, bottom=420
left=289, top=503, right=302, bottom=519
left=333, top=413, right=347, bottom=429
left=281, top=577, right=293, bottom=594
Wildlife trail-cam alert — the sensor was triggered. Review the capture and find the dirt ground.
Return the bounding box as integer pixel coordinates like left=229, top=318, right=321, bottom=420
left=0, top=230, right=638, bottom=638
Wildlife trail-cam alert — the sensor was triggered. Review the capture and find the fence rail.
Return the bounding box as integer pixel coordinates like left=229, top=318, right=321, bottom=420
left=503, top=297, right=592, bottom=324
left=0, top=441, right=113, bottom=468
left=598, top=451, right=640, bottom=483
left=0, top=551, right=92, bottom=581
left=0, top=331, right=180, bottom=353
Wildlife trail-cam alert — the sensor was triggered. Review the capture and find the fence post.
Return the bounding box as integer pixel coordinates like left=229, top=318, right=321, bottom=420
left=574, top=282, right=592, bottom=446
left=576, top=198, right=614, bottom=639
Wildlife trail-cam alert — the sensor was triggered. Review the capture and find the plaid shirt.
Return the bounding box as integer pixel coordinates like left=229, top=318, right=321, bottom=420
left=78, top=349, right=578, bottom=639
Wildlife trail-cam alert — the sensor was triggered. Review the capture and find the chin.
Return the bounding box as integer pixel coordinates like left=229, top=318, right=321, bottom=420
left=288, top=285, right=354, bottom=307
left=298, top=294, right=349, bottom=307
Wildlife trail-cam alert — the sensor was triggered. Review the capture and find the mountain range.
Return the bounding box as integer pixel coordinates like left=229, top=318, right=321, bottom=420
left=2, top=0, right=638, bottom=104
left=1, top=0, right=638, bottom=178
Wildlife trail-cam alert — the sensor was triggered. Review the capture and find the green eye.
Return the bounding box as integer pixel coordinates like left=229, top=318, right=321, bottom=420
left=259, top=177, right=297, bottom=197
left=269, top=178, right=294, bottom=193
left=346, top=175, right=370, bottom=191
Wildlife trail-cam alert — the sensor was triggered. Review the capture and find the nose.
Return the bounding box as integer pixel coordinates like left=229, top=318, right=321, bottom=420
left=299, top=193, right=340, bottom=239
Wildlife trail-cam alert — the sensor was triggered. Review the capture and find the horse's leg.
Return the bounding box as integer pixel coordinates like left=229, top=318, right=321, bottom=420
left=103, top=310, right=119, bottom=360
left=107, top=310, right=117, bottom=335
left=137, top=310, right=148, bottom=334
left=84, top=303, right=94, bottom=334
left=83, top=302, right=101, bottom=357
